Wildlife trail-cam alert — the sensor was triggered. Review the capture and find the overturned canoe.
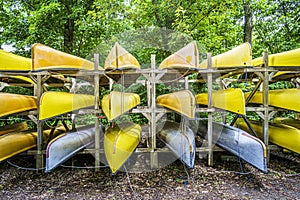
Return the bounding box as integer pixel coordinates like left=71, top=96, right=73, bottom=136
left=253, top=47, right=300, bottom=67
left=196, top=88, right=245, bottom=115
left=159, top=41, right=199, bottom=81
left=0, top=126, right=66, bottom=162
left=32, top=43, right=102, bottom=71
left=236, top=119, right=300, bottom=154
left=0, top=74, right=69, bottom=88
left=157, top=90, right=196, bottom=118
left=198, top=120, right=267, bottom=173
left=104, top=122, right=141, bottom=174
left=0, top=93, right=37, bottom=117
left=273, top=117, right=300, bottom=129
left=39, top=91, right=95, bottom=120
left=157, top=121, right=196, bottom=168
left=102, top=91, right=140, bottom=121
left=0, top=75, right=34, bottom=87
left=159, top=41, right=199, bottom=70
left=0, top=122, right=28, bottom=136
left=0, top=50, right=32, bottom=72
left=104, top=42, right=140, bottom=85
left=245, top=88, right=300, bottom=112
left=199, top=43, right=252, bottom=69
left=45, top=125, right=104, bottom=172
left=105, top=42, right=140, bottom=70
left=271, top=71, right=300, bottom=82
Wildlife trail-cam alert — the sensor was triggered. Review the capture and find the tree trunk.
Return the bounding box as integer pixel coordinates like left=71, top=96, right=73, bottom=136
left=243, top=1, right=252, bottom=45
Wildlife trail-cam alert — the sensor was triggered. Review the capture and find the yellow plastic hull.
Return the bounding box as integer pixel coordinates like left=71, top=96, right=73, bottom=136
left=200, top=43, right=252, bottom=68
left=0, top=126, right=66, bottom=162
left=236, top=119, right=300, bottom=154
left=159, top=41, right=199, bottom=69
left=32, top=43, right=101, bottom=71
left=196, top=88, right=245, bottom=115
left=0, top=93, right=37, bottom=117
left=273, top=118, right=300, bottom=129
left=104, top=123, right=141, bottom=174
left=0, top=122, right=28, bottom=136
left=245, top=88, right=300, bottom=112
left=102, top=91, right=140, bottom=121
left=253, top=47, right=300, bottom=67
left=0, top=75, right=34, bottom=86
left=0, top=50, right=32, bottom=71
left=39, top=91, right=95, bottom=120
left=157, top=90, right=196, bottom=118
left=104, top=42, right=140, bottom=70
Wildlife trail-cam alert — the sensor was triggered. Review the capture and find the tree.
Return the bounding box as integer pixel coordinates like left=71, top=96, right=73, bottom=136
left=0, top=0, right=129, bottom=57
left=243, top=0, right=253, bottom=45
left=252, top=0, right=300, bottom=57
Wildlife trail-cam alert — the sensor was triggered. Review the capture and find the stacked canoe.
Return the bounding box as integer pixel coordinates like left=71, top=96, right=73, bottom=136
left=1, top=38, right=300, bottom=175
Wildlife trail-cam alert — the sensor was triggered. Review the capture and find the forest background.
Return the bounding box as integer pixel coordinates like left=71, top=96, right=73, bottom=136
left=0, top=0, right=299, bottom=125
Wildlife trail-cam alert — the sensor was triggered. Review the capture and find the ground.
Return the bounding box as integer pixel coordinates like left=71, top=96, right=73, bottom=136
left=0, top=151, right=299, bottom=200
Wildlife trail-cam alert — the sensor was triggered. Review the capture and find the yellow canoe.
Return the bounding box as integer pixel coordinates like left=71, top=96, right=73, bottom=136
left=0, top=74, right=69, bottom=87
left=196, top=88, right=245, bottom=115
left=245, top=88, right=300, bottom=112
left=0, top=122, right=28, bottom=136
left=102, top=91, right=140, bottom=121
left=104, top=42, right=140, bottom=85
left=156, top=90, right=196, bottom=118
left=0, top=93, right=37, bottom=117
left=159, top=41, right=199, bottom=70
left=253, top=47, right=300, bottom=67
left=0, top=126, right=66, bottom=162
left=32, top=43, right=102, bottom=71
left=273, top=118, right=300, bottom=129
left=104, top=42, right=140, bottom=70
left=104, top=122, right=141, bottom=174
left=0, top=50, right=32, bottom=71
left=235, top=119, right=300, bottom=154
left=39, top=91, right=95, bottom=120
left=0, top=75, right=34, bottom=86
left=271, top=71, right=300, bottom=81
left=199, top=43, right=252, bottom=69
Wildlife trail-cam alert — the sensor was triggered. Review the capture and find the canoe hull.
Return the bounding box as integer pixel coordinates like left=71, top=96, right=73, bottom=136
left=236, top=119, right=300, bottom=154
left=0, top=122, right=28, bottom=136
left=157, top=90, right=196, bottom=118
left=102, top=91, right=140, bottom=121
left=0, top=127, right=66, bottom=162
left=0, top=93, right=37, bottom=117
left=46, top=125, right=104, bottom=172
left=39, top=91, right=95, bottom=120
left=199, top=43, right=252, bottom=68
left=157, top=121, right=196, bottom=168
left=198, top=120, right=267, bottom=173
left=196, top=88, right=245, bottom=115
left=245, top=89, right=300, bottom=112
left=274, top=118, right=300, bottom=129
left=253, top=47, right=300, bottom=67
left=0, top=50, right=32, bottom=71
left=32, top=43, right=97, bottom=71
left=104, top=122, right=141, bottom=174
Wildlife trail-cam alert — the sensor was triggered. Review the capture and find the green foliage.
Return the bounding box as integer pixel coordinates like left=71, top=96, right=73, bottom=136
left=1, top=0, right=299, bottom=127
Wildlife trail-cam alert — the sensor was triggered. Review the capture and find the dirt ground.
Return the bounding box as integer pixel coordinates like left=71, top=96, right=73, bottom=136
left=0, top=151, right=299, bottom=200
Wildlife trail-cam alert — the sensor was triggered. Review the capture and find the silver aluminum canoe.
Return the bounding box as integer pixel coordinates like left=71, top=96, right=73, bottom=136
left=157, top=121, right=196, bottom=169
left=197, top=120, right=267, bottom=173
left=45, top=125, right=103, bottom=172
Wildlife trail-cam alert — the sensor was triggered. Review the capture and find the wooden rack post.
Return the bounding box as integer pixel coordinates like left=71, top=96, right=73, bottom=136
left=36, top=74, right=44, bottom=171
left=262, top=51, right=270, bottom=161
left=207, top=53, right=213, bottom=166
left=150, top=54, right=158, bottom=169
left=94, top=54, right=101, bottom=170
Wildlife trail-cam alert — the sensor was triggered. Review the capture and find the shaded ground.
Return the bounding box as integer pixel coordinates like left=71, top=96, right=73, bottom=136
left=0, top=151, right=299, bottom=199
